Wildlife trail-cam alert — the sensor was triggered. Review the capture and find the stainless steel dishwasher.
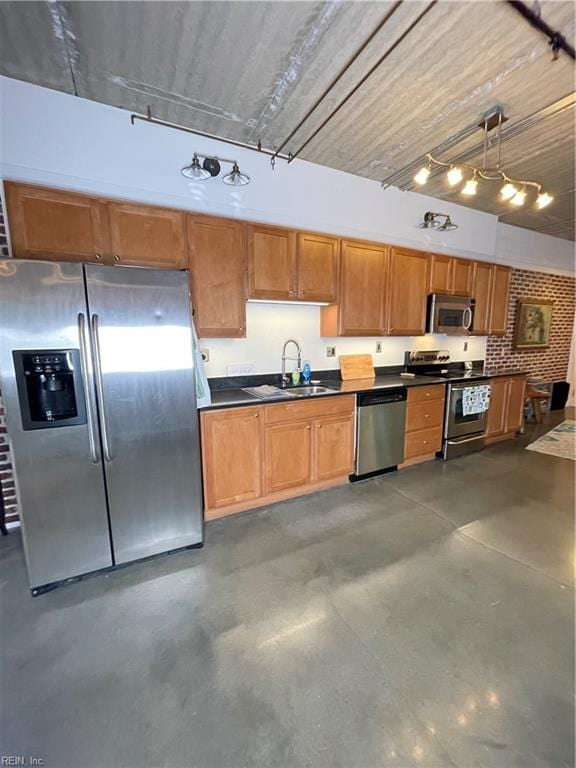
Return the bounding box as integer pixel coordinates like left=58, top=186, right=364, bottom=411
left=352, top=389, right=407, bottom=481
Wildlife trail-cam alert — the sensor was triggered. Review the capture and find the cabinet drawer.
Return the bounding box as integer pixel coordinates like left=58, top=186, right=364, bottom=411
left=407, top=384, right=445, bottom=404
left=404, top=426, right=442, bottom=459
left=405, top=400, right=445, bottom=432
left=264, top=395, right=354, bottom=425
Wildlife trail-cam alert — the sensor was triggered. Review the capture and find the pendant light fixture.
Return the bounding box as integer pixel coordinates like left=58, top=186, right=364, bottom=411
left=181, top=153, right=250, bottom=186
left=411, top=106, right=554, bottom=210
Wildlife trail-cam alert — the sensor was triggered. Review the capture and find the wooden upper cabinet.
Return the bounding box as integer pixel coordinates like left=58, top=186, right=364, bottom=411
left=201, top=406, right=262, bottom=512
left=321, top=240, right=387, bottom=336
left=386, top=247, right=428, bottom=335
left=4, top=182, right=107, bottom=263
left=107, top=202, right=186, bottom=268
left=427, top=253, right=452, bottom=294
left=505, top=376, right=526, bottom=433
left=470, top=261, right=493, bottom=335
left=489, top=265, right=511, bottom=334
left=296, top=232, right=339, bottom=303
left=486, top=377, right=508, bottom=438
left=247, top=224, right=296, bottom=300
left=451, top=258, right=473, bottom=296
left=187, top=214, right=246, bottom=338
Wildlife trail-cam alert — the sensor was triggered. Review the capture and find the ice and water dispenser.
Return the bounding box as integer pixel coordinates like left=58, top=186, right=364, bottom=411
left=12, top=349, right=87, bottom=430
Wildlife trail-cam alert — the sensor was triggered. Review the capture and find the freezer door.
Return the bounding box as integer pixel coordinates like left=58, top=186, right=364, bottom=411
left=0, top=260, right=112, bottom=590
left=84, top=264, right=203, bottom=563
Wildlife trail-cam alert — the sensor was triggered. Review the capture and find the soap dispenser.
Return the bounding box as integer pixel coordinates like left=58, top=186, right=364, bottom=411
left=302, top=360, right=312, bottom=385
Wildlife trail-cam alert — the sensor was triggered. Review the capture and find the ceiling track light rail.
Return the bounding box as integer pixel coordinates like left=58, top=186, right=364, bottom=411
left=130, top=106, right=291, bottom=164
left=507, top=1, right=575, bottom=60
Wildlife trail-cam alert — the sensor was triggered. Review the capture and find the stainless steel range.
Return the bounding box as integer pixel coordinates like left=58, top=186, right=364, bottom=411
left=405, top=350, right=491, bottom=460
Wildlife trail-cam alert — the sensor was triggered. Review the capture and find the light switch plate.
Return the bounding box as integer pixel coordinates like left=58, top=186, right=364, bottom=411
left=375, top=342, right=382, bottom=353
left=227, top=363, right=256, bottom=376
left=326, top=346, right=336, bottom=358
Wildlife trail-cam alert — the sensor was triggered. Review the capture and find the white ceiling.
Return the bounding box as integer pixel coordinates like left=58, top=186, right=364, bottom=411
left=0, top=0, right=574, bottom=239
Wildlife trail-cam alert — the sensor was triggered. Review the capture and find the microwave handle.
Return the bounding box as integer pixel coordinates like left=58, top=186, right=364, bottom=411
left=463, top=306, right=473, bottom=330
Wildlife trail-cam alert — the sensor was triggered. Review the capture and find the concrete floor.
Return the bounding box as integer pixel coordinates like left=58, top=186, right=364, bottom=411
left=1, top=415, right=574, bottom=768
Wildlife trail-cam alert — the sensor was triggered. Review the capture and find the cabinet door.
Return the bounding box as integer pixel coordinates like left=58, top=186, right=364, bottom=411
left=4, top=182, right=107, bottom=263
left=505, top=376, right=526, bottom=433
left=201, top=407, right=262, bottom=510
left=296, top=232, right=339, bottom=302
left=188, top=215, right=246, bottom=337
left=313, top=415, right=354, bottom=482
left=470, top=261, right=493, bottom=335
left=387, top=248, right=428, bottom=335
left=264, top=421, right=312, bottom=493
left=489, top=265, right=511, bottom=335
left=427, top=253, right=452, bottom=294
left=247, top=224, right=296, bottom=300
left=486, top=378, right=507, bottom=438
left=328, top=240, right=387, bottom=335
left=107, top=202, right=186, bottom=268
left=451, top=258, right=473, bottom=296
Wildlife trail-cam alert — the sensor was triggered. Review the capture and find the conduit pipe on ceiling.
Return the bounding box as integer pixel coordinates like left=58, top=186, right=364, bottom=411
left=130, top=106, right=291, bottom=162
left=507, top=0, right=575, bottom=60
left=270, top=0, right=404, bottom=162
left=285, top=0, right=438, bottom=164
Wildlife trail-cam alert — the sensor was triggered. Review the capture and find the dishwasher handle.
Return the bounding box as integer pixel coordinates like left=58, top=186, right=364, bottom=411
left=357, top=388, right=407, bottom=407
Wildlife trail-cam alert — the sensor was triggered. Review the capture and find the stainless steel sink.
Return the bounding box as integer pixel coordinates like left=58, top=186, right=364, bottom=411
left=283, top=385, right=337, bottom=397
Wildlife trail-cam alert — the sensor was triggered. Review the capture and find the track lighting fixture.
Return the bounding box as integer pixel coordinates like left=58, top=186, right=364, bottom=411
left=181, top=153, right=250, bottom=186
left=410, top=106, right=554, bottom=211
left=418, top=212, right=458, bottom=231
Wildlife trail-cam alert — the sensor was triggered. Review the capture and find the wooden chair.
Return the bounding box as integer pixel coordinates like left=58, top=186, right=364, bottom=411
left=525, top=386, right=550, bottom=424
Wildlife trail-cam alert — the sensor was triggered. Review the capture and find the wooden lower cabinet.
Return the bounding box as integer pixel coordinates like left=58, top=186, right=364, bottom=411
left=485, top=375, right=526, bottom=441
left=313, top=414, right=355, bottom=482
left=402, top=384, right=445, bottom=466
left=201, top=396, right=355, bottom=519
left=265, top=421, right=312, bottom=493
left=200, top=407, right=262, bottom=510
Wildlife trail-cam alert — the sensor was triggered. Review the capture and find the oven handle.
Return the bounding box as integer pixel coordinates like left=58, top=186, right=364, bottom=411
left=463, top=306, right=473, bottom=330
left=446, top=433, right=486, bottom=445
left=450, top=382, right=491, bottom=391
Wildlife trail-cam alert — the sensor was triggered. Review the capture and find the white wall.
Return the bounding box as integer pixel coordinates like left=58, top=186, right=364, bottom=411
left=1, top=76, right=572, bottom=377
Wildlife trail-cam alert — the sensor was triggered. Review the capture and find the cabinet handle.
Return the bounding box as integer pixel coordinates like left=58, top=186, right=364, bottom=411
left=424, top=413, right=430, bottom=418
left=114, top=255, right=120, bottom=262
left=95, top=253, right=102, bottom=261
left=425, top=393, right=431, bottom=397
left=306, top=426, right=311, bottom=430
left=254, top=413, right=259, bottom=418
left=423, top=440, right=428, bottom=445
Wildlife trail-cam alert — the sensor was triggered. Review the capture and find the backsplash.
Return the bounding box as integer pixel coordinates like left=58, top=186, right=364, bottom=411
left=485, top=268, right=575, bottom=382
left=200, top=302, right=488, bottom=378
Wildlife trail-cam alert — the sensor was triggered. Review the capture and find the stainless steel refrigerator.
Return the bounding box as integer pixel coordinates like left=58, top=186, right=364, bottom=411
left=0, top=260, right=203, bottom=594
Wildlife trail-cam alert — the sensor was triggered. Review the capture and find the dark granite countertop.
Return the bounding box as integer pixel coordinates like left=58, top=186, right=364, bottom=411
left=199, top=368, right=528, bottom=411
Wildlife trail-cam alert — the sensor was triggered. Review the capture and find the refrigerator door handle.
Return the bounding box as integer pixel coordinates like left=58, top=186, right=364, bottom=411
left=77, top=312, right=100, bottom=464
left=90, top=313, right=113, bottom=463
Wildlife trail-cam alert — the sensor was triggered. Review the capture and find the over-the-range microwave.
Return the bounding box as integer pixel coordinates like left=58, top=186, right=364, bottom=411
left=427, top=294, right=475, bottom=335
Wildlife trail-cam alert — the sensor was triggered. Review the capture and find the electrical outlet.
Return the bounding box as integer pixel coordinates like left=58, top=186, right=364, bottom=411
left=463, top=341, right=469, bottom=352
left=375, top=342, right=382, bottom=353
left=200, top=347, right=210, bottom=363
left=326, top=346, right=336, bottom=358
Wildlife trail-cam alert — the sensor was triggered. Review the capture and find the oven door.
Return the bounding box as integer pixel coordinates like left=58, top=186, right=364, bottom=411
left=428, top=295, right=474, bottom=335
left=446, top=382, right=488, bottom=439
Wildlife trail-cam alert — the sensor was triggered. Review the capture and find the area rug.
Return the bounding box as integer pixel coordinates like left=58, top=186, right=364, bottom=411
left=526, top=420, right=576, bottom=461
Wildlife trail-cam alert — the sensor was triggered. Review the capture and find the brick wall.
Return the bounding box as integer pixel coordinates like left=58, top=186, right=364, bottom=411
left=0, top=194, right=18, bottom=523
left=485, top=268, right=576, bottom=383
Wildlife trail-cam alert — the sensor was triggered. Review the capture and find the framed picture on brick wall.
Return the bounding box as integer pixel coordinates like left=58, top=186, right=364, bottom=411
left=514, top=299, right=554, bottom=350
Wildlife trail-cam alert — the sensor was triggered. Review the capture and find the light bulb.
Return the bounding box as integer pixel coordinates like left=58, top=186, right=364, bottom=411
left=536, top=192, right=553, bottom=209
left=414, top=166, right=430, bottom=185
left=510, top=189, right=526, bottom=206
left=462, top=177, right=478, bottom=196
left=500, top=183, right=517, bottom=200
left=446, top=167, right=463, bottom=186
